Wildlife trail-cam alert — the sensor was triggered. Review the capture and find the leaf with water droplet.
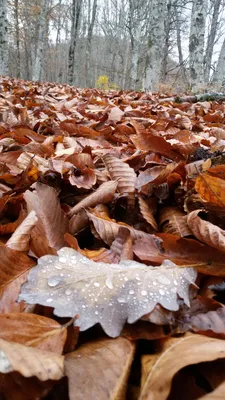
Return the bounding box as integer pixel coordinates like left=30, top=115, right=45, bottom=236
left=19, top=248, right=197, bottom=337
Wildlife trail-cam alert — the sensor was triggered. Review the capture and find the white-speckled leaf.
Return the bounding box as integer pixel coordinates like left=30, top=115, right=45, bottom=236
left=19, top=248, right=197, bottom=337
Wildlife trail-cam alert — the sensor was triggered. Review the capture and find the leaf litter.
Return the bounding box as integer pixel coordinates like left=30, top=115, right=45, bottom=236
left=2, top=77, right=225, bottom=397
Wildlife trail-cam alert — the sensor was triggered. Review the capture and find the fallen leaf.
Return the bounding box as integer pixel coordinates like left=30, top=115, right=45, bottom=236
left=138, top=197, right=158, bottom=230
left=19, top=247, right=197, bottom=337
left=6, top=211, right=38, bottom=252
left=0, top=338, right=64, bottom=380
left=103, top=154, right=136, bottom=193
left=65, top=337, right=135, bottom=400
left=24, top=183, right=69, bottom=250
left=187, top=209, right=225, bottom=253
left=160, top=207, right=192, bottom=237
left=139, top=334, right=225, bottom=400
left=195, top=173, right=225, bottom=207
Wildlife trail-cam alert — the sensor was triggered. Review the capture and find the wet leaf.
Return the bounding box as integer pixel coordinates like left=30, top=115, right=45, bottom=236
left=19, top=247, right=197, bottom=337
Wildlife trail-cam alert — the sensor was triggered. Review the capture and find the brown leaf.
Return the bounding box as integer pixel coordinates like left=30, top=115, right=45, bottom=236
left=160, top=207, right=192, bottom=237
left=103, top=154, right=136, bottom=193
left=68, top=180, right=118, bottom=218
left=87, top=210, right=161, bottom=246
left=0, top=314, right=67, bottom=353
left=0, top=271, right=29, bottom=313
left=133, top=233, right=225, bottom=276
left=195, top=173, right=225, bottom=207
left=187, top=307, right=225, bottom=339
left=110, top=227, right=133, bottom=260
left=24, top=183, right=69, bottom=250
left=130, top=120, right=184, bottom=162
left=187, top=209, right=225, bottom=253
left=6, top=211, right=38, bottom=252
left=0, top=209, right=26, bottom=235
left=0, top=338, right=64, bottom=380
left=138, top=197, right=158, bottom=230
left=65, top=337, right=135, bottom=400
left=0, top=246, right=35, bottom=288
left=139, top=334, right=225, bottom=400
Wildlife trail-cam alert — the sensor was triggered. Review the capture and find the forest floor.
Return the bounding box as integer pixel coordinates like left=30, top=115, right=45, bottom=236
left=1, top=77, right=225, bottom=399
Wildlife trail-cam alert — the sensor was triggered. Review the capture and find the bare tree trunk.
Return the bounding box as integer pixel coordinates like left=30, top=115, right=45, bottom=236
left=0, top=0, right=8, bottom=76
left=143, top=0, right=167, bottom=91
left=68, top=0, right=82, bottom=86
left=204, top=0, right=221, bottom=83
left=189, top=0, right=207, bottom=90
left=122, top=39, right=130, bottom=90
left=14, top=0, right=20, bottom=78
left=175, top=3, right=188, bottom=87
left=161, top=1, right=172, bottom=83
left=32, top=0, right=49, bottom=81
left=85, top=0, right=97, bottom=88
left=213, top=37, right=225, bottom=86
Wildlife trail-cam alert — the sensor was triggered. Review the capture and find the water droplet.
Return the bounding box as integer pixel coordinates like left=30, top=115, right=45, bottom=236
left=59, top=257, right=67, bottom=263
left=48, top=277, right=61, bottom=287
left=82, top=305, right=86, bottom=309
left=95, top=311, right=99, bottom=315
left=129, top=290, right=134, bottom=295
left=153, top=281, right=157, bottom=286
left=55, top=264, right=63, bottom=270
left=46, top=298, right=53, bottom=303
left=159, top=289, right=165, bottom=295
left=136, top=276, right=141, bottom=281
left=157, top=276, right=171, bottom=285
left=65, top=289, right=72, bottom=296
left=42, top=269, right=46, bottom=273
left=105, top=276, right=114, bottom=289
left=94, top=282, right=100, bottom=287
left=141, top=290, right=147, bottom=296
left=170, top=287, right=177, bottom=293
left=117, top=297, right=126, bottom=303
left=174, top=280, right=178, bottom=286
left=124, top=277, right=128, bottom=281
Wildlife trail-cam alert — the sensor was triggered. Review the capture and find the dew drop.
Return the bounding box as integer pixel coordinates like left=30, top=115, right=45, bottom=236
left=124, top=277, right=128, bottom=281
left=129, top=290, right=135, bottom=295
left=174, top=280, right=178, bottom=286
left=153, top=281, right=157, bottom=286
left=59, top=257, right=67, bottom=263
left=55, top=264, right=63, bottom=270
left=65, top=289, right=72, bottom=296
left=94, top=282, right=100, bottom=287
left=46, top=298, right=53, bottom=303
left=95, top=311, right=99, bottom=315
left=159, top=289, right=165, bottom=295
left=136, top=276, right=141, bottom=281
left=105, top=276, right=114, bottom=289
left=117, top=297, right=126, bottom=303
left=82, top=305, right=86, bottom=309
left=157, top=276, right=171, bottom=285
left=48, top=277, right=61, bottom=287
left=141, top=290, right=147, bottom=296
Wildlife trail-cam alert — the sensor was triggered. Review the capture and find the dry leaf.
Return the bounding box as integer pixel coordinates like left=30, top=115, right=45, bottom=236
left=138, top=197, right=158, bottom=230
left=103, top=154, right=136, bottom=193
left=160, top=207, right=192, bottom=237
left=195, top=173, right=225, bottom=207
left=187, top=209, right=225, bottom=253
left=6, top=211, right=38, bottom=252
left=0, top=338, right=64, bottom=380
left=139, top=334, right=225, bottom=400
left=65, top=337, right=135, bottom=400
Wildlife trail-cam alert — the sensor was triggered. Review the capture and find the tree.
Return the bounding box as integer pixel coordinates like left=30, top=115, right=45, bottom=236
left=213, top=36, right=225, bottom=86
left=0, top=0, right=8, bottom=76
left=204, top=0, right=222, bottom=83
left=84, top=0, right=97, bottom=88
left=32, top=0, right=50, bottom=81
left=189, top=0, right=207, bottom=89
left=143, top=0, right=167, bottom=91
left=68, top=0, right=83, bottom=86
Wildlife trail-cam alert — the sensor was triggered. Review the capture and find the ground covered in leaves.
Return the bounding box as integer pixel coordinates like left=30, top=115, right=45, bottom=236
left=1, top=77, right=225, bottom=399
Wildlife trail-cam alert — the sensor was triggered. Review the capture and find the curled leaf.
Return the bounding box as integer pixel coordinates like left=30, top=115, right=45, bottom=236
left=6, top=211, right=38, bottom=252
left=103, top=154, right=136, bottom=193
left=19, top=247, right=197, bottom=337
left=187, top=209, right=225, bottom=253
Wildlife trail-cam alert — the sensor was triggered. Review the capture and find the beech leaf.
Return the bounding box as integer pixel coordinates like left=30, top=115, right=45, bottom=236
left=103, top=154, right=136, bottom=193
left=19, top=247, right=197, bottom=337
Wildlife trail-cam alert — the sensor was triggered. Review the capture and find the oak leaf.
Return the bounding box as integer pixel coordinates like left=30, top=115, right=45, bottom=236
left=19, top=247, right=197, bottom=337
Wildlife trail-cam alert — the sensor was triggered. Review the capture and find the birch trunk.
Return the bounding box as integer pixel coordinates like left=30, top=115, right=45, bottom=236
left=0, top=0, right=8, bottom=76
left=213, top=37, right=225, bottom=86
left=32, top=0, right=49, bottom=81
left=85, top=0, right=97, bottom=88
left=204, top=0, right=221, bottom=83
left=175, top=4, right=188, bottom=87
left=68, top=0, right=82, bottom=86
left=189, top=0, right=207, bottom=90
left=143, top=0, right=167, bottom=91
